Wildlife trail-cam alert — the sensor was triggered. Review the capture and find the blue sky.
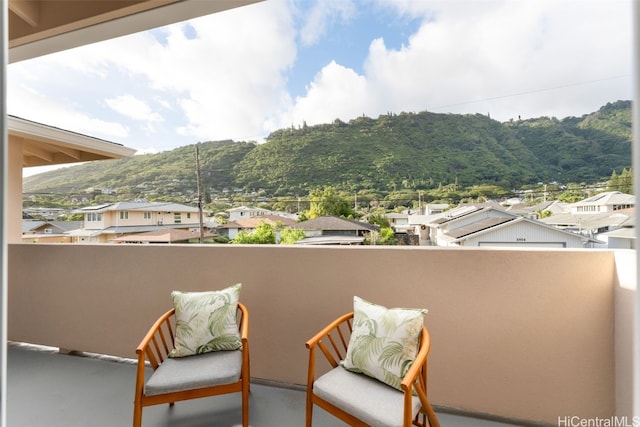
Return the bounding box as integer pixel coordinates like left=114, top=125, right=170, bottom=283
left=9, top=0, right=632, bottom=176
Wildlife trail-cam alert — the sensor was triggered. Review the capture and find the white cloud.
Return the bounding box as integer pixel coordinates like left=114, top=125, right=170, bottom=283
left=299, top=0, right=356, bottom=46
left=285, top=0, right=632, bottom=126
left=105, top=95, right=163, bottom=130
left=278, top=61, right=370, bottom=129
left=8, top=0, right=633, bottom=155
left=8, top=83, right=129, bottom=139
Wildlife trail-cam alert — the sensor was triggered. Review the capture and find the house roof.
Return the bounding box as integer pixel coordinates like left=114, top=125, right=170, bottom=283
left=445, top=217, right=514, bottom=239
left=572, top=191, right=635, bottom=207
left=295, top=235, right=366, bottom=245
left=540, top=211, right=633, bottom=230
left=75, top=201, right=200, bottom=213
left=219, top=215, right=299, bottom=229
left=22, top=220, right=46, bottom=233
left=22, top=220, right=83, bottom=234
left=110, top=228, right=215, bottom=243
left=227, top=206, right=268, bottom=213
left=428, top=205, right=483, bottom=225
left=297, top=216, right=378, bottom=232
left=599, top=227, right=636, bottom=239
left=440, top=216, right=601, bottom=245
left=11, top=115, right=136, bottom=168
left=430, top=206, right=515, bottom=228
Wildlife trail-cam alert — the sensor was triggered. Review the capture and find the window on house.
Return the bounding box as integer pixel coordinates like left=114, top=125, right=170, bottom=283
left=174, top=213, right=182, bottom=223
left=120, top=211, right=129, bottom=220
left=144, top=212, right=151, bottom=219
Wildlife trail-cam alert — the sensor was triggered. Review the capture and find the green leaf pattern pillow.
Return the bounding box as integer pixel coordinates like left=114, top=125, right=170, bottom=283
left=169, top=283, right=242, bottom=358
left=341, top=296, right=427, bottom=390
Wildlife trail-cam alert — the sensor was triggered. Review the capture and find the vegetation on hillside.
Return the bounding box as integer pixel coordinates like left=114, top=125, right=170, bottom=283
left=23, top=101, right=632, bottom=212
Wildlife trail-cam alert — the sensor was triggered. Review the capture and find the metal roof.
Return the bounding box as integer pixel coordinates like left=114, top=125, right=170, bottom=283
left=75, top=202, right=200, bottom=214
left=297, top=216, right=378, bottom=232
left=294, top=235, right=366, bottom=245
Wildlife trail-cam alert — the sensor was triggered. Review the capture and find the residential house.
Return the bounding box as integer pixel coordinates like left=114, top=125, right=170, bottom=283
left=540, top=210, right=633, bottom=243
left=70, top=201, right=203, bottom=243
left=427, top=206, right=597, bottom=248
left=424, top=203, right=450, bottom=215
left=227, top=205, right=298, bottom=222
left=570, top=191, right=634, bottom=214
left=599, top=216, right=635, bottom=249
left=386, top=212, right=409, bottom=228
left=386, top=206, right=449, bottom=245
left=505, top=200, right=570, bottom=219
left=538, top=192, right=635, bottom=246
left=22, top=207, right=67, bottom=220
left=295, top=216, right=379, bottom=245
left=227, top=205, right=271, bottom=221
left=22, top=220, right=83, bottom=243
left=218, top=215, right=298, bottom=241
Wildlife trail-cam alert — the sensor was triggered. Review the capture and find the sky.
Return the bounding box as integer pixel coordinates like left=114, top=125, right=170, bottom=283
left=10, top=0, right=633, bottom=177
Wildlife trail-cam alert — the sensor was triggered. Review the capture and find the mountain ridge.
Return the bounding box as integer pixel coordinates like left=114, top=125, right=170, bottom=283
left=23, top=100, right=632, bottom=201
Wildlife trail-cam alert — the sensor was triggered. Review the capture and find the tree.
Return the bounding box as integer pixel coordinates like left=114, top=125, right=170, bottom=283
left=279, top=227, right=306, bottom=244
left=608, top=168, right=633, bottom=194
left=232, top=222, right=276, bottom=244
left=306, top=186, right=355, bottom=219
left=367, top=212, right=390, bottom=228
left=365, top=227, right=396, bottom=245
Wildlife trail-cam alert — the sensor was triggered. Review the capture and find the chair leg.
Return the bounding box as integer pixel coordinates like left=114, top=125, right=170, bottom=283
left=132, top=404, right=142, bottom=427
left=305, top=392, right=313, bottom=427
left=242, top=379, right=250, bottom=427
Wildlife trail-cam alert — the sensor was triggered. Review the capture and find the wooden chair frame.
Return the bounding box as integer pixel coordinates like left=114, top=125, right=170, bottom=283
left=133, top=303, right=250, bottom=427
left=305, top=312, right=440, bottom=427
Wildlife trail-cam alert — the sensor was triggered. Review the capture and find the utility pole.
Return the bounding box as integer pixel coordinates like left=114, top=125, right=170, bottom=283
left=195, top=144, right=205, bottom=244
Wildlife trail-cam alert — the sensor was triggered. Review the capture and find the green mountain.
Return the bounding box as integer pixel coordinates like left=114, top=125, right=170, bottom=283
left=23, top=100, right=631, bottom=200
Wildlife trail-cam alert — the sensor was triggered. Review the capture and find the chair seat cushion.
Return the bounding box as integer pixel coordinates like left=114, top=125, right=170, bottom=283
left=144, top=350, right=242, bottom=396
left=313, top=366, right=422, bottom=427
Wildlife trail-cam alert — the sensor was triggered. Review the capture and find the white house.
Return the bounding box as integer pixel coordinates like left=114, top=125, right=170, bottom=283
left=427, top=206, right=597, bottom=248
left=227, top=206, right=271, bottom=221
left=570, top=191, right=634, bottom=214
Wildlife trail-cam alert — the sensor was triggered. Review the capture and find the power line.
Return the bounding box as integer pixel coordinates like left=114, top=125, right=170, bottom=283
left=429, top=75, right=631, bottom=111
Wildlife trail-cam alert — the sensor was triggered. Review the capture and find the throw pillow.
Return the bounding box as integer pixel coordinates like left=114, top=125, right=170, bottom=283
left=341, top=296, right=427, bottom=390
left=169, top=283, right=242, bottom=358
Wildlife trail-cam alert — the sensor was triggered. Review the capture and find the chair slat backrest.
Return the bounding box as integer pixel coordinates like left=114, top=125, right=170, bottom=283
left=309, top=313, right=353, bottom=369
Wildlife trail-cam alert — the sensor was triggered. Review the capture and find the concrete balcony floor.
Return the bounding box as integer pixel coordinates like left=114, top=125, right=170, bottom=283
left=8, top=343, right=521, bottom=427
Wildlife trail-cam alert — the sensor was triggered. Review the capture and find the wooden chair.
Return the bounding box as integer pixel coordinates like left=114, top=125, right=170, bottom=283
left=305, top=312, right=440, bottom=427
left=133, top=303, right=250, bottom=427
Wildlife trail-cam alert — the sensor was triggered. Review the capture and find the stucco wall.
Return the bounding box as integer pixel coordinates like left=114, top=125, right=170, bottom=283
left=8, top=244, right=618, bottom=424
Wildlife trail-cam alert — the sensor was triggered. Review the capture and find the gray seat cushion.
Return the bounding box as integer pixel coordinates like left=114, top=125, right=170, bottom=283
left=313, top=366, right=421, bottom=427
left=144, top=350, right=242, bottom=396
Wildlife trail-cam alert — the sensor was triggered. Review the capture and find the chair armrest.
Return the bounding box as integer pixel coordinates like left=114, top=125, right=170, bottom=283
left=400, top=326, right=430, bottom=393
left=305, top=312, right=353, bottom=350
left=306, top=312, right=353, bottom=378
left=400, top=327, right=441, bottom=427
left=136, top=309, right=175, bottom=361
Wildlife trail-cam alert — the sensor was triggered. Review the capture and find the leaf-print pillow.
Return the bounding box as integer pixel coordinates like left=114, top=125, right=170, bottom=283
left=341, top=296, right=427, bottom=390
left=168, top=283, right=242, bottom=358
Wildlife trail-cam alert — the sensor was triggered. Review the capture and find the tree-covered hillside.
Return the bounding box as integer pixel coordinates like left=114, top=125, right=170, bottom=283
left=23, top=100, right=631, bottom=201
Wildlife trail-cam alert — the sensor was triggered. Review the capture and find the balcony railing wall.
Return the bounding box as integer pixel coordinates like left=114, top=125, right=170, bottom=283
left=7, top=243, right=633, bottom=425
